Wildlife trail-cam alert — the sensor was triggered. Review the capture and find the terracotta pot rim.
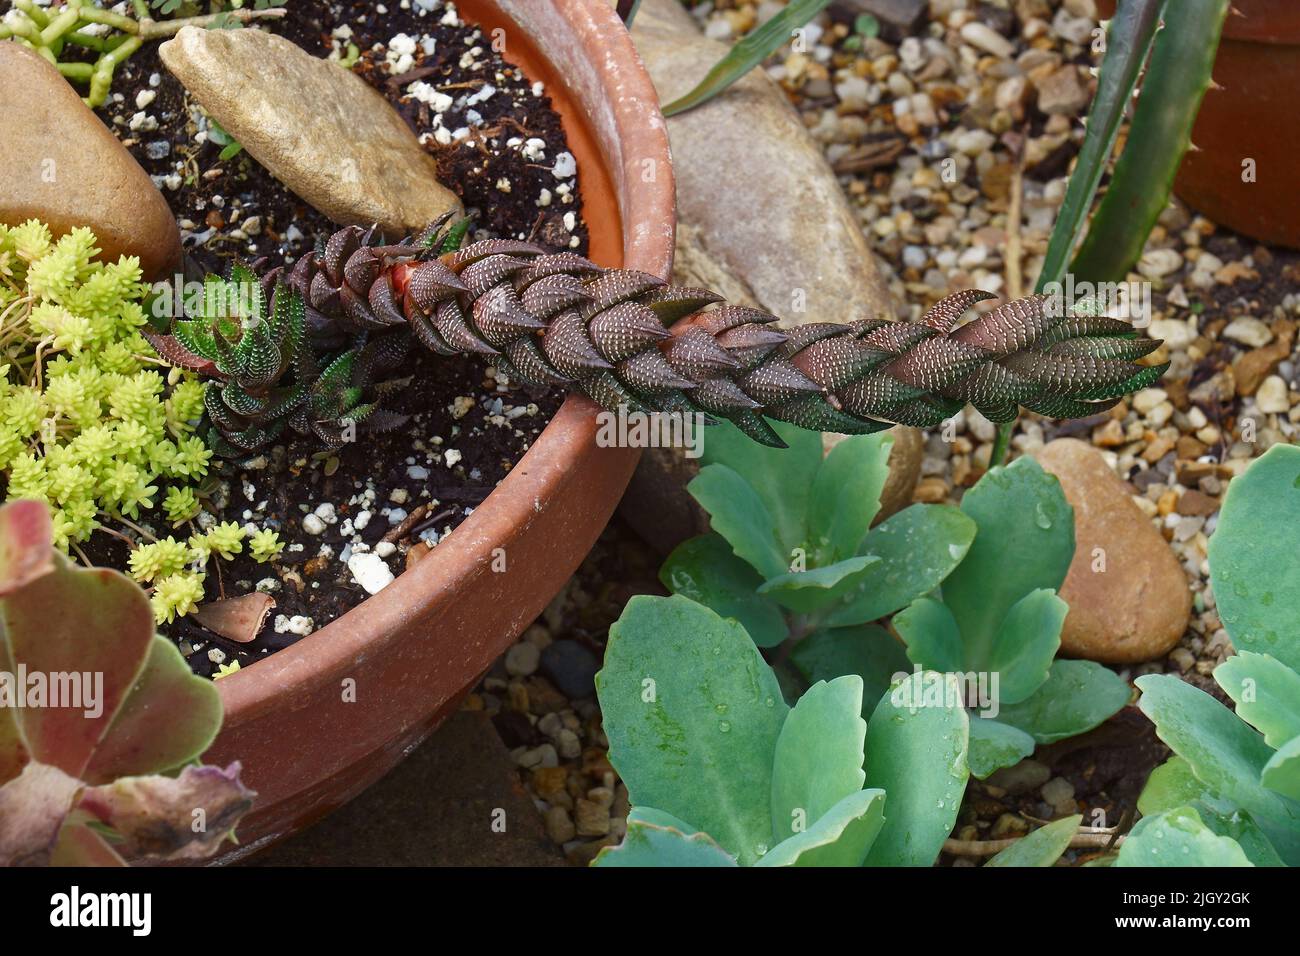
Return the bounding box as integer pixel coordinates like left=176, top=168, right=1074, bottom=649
left=214, top=0, right=673, bottom=723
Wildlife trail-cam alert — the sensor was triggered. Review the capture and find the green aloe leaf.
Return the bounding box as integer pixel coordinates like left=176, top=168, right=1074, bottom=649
left=968, top=717, right=1037, bottom=780
left=688, top=464, right=787, bottom=580
left=1071, top=0, right=1231, bottom=283
left=1136, top=673, right=1300, bottom=865
left=1207, top=443, right=1300, bottom=674
left=996, top=660, right=1130, bottom=744
left=659, top=534, right=788, bottom=648
left=806, top=432, right=891, bottom=564
left=986, top=814, right=1081, bottom=868
left=862, top=672, right=969, bottom=866
left=770, top=676, right=866, bottom=844
left=790, top=625, right=911, bottom=718
left=1213, top=651, right=1300, bottom=748
left=824, top=504, right=976, bottom=627
left=756, top=788, right=885, bottom=867
left=986, top=588, right=1067, bottom=705
left=941, top=458, right=1074, bottom=670
left=1037, top=0, right=1164, bottom=288
left=662, top=0, right=834, bottom=117
left=597, top=595, right=789, bottom=865
left=697, top=419, right=822, bottom=558
left=757, top=555, right=879, bottom=613
left=1115, top=806, right=1253, bottom=867
left=895, top=597, right=965, bottom=675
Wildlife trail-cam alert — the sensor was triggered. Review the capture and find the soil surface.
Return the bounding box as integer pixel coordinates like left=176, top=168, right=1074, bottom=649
left=84, top=0, right=586, bottom=672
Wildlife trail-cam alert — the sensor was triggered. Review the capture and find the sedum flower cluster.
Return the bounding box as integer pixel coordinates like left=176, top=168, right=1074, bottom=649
left=0, top=220, right=281, bottom=625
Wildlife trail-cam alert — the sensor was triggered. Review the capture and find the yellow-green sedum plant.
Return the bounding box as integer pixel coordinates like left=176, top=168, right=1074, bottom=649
left=0, top=219, right=278, bottom=626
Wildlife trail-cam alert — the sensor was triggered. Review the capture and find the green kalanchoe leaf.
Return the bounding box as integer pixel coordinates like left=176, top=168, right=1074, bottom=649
left=688, top=464, right=788, bottom=580
left=697, top=418, right=822, bottom=558
left=996, top=660, right=1130, bottom=745
left=1138, top=756, right=1286, bottom=867
left=1262, top=737, right=1300, bottom=802
left=790, top=625, right=910, bottom=718
left=895, top=597, right=965, bottom=675
left=659, top=534, right=787, bottom=648
left=805, top=432, right=891, bottom=564
left=1115, top=806, right=1253, bottom=868
left=1136, top=673, right=1300, bottom=865
left=597, top=595, right=789, bottom=865
left=756, top=788, right=885, bottom=867
left=941, top=457, right=1074, bottom=670
left=1213, top=651, right=1300, bottom=749
left=862, top=671, right=970, bottom=867
left=824, top=504, right=976, bottom=627
left=592, top=811, right=738, bottom=868
left=769, top=676, right=867, bottom=845
left=986, top=588, right=1067, bottom=706
left=986, top=814, right=1081, bottom=868
left=1207, top=443, right=1300, bottom=674
left=756, top=555, right=879, bottom=613
left=967, top=717, right=1037, bottom=780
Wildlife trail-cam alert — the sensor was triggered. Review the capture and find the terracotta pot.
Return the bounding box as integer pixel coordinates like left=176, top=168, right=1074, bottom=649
left=1099, top=0, right=1300, bottom=247
left=204, top=0, right=672, bottom=862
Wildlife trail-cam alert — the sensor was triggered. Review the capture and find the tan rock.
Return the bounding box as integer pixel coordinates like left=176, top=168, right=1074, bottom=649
left=1034, top=439, right=1191, bottom=663
left=159, top=26, right=460, bottom=239
left=631, top=0, right=894, bottom=327
left=0, top=43, right=180, bottom=278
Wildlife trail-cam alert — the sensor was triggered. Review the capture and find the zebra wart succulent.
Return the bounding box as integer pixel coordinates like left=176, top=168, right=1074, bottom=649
left=146, top=263, right=407, bottom=459
left=153, top=217, right=1166, bottom=455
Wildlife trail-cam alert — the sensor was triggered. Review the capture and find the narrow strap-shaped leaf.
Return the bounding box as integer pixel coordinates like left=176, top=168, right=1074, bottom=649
left=1070, top=0, right=1231, bottom=282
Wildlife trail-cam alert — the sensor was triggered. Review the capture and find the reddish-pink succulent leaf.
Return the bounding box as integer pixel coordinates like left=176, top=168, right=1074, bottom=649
left=83, top=637, right=224, bottom=786
left=0, top=761, right=83, bottom=866
left=0, top=635, right=32, bottom=785
left=0, top=500, right=54, bottom=597
left=77, top=762, right=254, bottom=862
left=48, top=820, right=128, bottom=867
left=2, top=553, right=155, bottom=778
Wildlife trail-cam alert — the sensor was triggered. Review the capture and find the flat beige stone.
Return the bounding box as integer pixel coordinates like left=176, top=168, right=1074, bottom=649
left=159, top=26, right=461, bottom=238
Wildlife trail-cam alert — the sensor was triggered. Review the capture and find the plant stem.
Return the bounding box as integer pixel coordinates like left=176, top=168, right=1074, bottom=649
left=989, top=421, right=1013, bottom=468
left=943, top=828, right=1125, bottom=857
left=137, top=7, right=287, bottom=37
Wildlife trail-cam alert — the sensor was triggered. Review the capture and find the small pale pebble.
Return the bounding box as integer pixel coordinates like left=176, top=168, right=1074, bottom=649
left=445, top=448, right=463, bottom=467
left=960, top=22, right=1015, bottom=59
left=1222, top=316, right=1273, bottom=349
left=302, top=513, right=327, bottom=535
left=348, top=551, right=395, bottom=594
left=505, top=641, right=541, bottom=677
left=1138, top=248, right=1183, bottom=279
left=1256, top=375, right=1291, bottom=413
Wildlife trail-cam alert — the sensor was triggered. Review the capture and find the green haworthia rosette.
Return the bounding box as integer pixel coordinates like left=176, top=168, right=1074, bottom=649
left=0, top=500, right=252, bottom=866
left=148, top=263, right=408, bottom=459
